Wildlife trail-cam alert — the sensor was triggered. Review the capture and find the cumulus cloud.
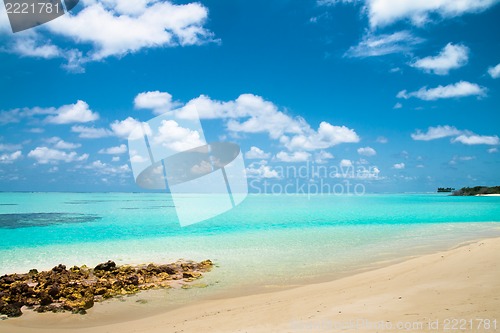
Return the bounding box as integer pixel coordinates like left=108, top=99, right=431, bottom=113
left=11, top=36, right=62, bottom=59
left=134, top=91, right=176, bottom=115
left=357, top=146, right=377, bottom=156
left=393, top=162, right=405, bottom=169
left=340, top=159, right=353, bottom=167
left=397, top=81, right=486, bottom=100
left=452, top=134, right=499, bottom=145
left=315, top=151, right=334, bottom=163
left=0, top=100, right=98, bottom=125
left=275, top=151, right=311, bottom=163
left=111, top=117, right=149, bottom=139
left=282, top=122, right=360, bottom=151
left=411, top=125, right=499, bottom=146
left=173, top=93, right=359, bottom=151
left=47, top=137, right=82, bottom=150
left=86, top=160, right=131, bottom=175
left=71, top=126, right=113, bottom=139
left=45, top=100, right=99, bottom=124
left=345, top=31, right=423, bottom=58
left=411, top=125, right=462, bottom=141
left=364, top=0, right=500, bottom=28
left=28, top=147, right=88, bottom=164
left=1, top=0, right=215, bottom=71
left=246, top=161, right=280, bottom=179
left=245, top=146, right=271, bottom=160
left=488, top=147, right=498, bottom=153
left=410, top=43, right=469, bottom=75
left=152, top=120, right=204, bottom=152
left=488, top=63, right=500, bottom=79
left=0, top=151, right=22, bottom=164
left=99, top=144, right=128, bottom=155
left=449, top=155, right=476, bottom=165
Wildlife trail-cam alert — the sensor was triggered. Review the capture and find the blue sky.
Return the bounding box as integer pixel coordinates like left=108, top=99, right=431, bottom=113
left=0, top=0, right=499, bottom=193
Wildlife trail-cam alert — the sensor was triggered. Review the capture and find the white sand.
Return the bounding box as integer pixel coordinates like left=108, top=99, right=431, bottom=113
left=2, top=237, right=499, bottom=332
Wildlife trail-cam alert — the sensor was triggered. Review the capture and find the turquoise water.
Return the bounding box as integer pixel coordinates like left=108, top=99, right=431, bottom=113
left=1, top=193, right=500, bottom=290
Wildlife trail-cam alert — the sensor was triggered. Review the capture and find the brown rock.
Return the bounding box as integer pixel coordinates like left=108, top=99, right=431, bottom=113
left=94, top=260, right=116, bottom=272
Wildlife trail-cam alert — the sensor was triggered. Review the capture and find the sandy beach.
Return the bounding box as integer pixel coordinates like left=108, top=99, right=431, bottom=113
left=1, top=237, right=499, bottom=333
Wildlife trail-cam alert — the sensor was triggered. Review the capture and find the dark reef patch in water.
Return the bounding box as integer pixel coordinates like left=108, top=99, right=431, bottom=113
left=65, top=199, right=170, bottom=205
left=0, top=213, right=101, bottom=229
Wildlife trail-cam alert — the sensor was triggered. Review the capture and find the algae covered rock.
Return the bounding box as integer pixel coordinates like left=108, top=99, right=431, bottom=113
left=0, top=259, right=214, bottom=318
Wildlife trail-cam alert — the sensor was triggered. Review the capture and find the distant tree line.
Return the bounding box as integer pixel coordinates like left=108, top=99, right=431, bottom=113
left=437, top=187, right=455, bottom=193
left=451, top=186, right=500, bottom=196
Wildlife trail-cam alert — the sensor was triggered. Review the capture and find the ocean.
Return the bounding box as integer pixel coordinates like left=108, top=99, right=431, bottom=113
left=1, top=192, right=500, bottom=292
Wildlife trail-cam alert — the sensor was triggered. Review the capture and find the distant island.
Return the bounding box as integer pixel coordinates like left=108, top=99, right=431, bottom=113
left=451, top=186, right=500, bottom=196
left=437, top=187, right=455, bottom=193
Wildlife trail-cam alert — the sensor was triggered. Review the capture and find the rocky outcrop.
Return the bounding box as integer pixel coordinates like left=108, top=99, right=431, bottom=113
left=0, top=259, right=213, bottom=317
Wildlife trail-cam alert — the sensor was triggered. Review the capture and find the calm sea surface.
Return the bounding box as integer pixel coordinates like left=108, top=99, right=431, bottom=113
left=1, top=193, right=499, bottom=289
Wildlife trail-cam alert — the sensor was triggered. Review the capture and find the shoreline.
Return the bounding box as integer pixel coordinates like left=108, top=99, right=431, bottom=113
left=2, top=237, right=499, bottom=332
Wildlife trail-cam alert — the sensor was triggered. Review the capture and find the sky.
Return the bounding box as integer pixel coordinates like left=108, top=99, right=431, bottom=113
left=0, top=0, right=499, bottom=193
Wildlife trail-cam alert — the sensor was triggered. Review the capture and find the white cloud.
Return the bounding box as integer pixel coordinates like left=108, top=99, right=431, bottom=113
left=134, top=91, right=175, bottom=115
left=174, top=93, right=359, bottom=151
left=0, top=101, right=97, bottom=124
left=411, top=125, right=461, bottom=141
left=11, top=36, right=62, bottom=59
left=152, top=120, right=204, bottom=152
left=99, top=144, right=128, bottom=155
left=410, top=43, right=469, bottom=75
left=71, top=126, right=113, bottom=139
left=393, top=162, right=405, bottom=169
left=452, top=134, right=499, bottom=145
left=376, top=136, right=388, bottom=143
left=345, top=31, right=423, bottom=58
left=397, top=81, right=486, bottom=100
left=449, top=155, right=476, bottom=165
left=393, top=102, right=402, bottom=109
left=28, top=128, right=45, bottom=133
left=246, top=162, right=280, bottom=179
left=488, top=63, right=500, bottom=79
left=28, top=147, right=88, bottom=164
left=111, top=156, right=121, bottom=162
left=48, top=1, right=214, bottom=60
left=411, top=125, right=499, bottom=146
left=111, top=117, right=150, bottom=139
left=357, top=146, right=377, bottom=156
left=276, top=151, right=311, bottom=163
left=0, top=151, right=22, bottom=164
left=129, top=150, right=149, bottom=163
left=283, top=122, right=360, bottom=151
left=47, top=137, right=82, bottom=150
left=245, top=146, right=271, bottom=159
left=317, top=0, right=360, bottom=5
left=1, top=1, right=216, bottom=70
left=86, top=160, right=131, bottom=175
left=488, top=147, right=498, bottom=153
left=45, top=100, right=99, bottom=124
left=340, top=159, right=353, bottom=167
left=0, top=143, right=22, bottom=151
left=365, top=0, right=499, bottom=28
left=315, top=151, right=334, bottom=163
